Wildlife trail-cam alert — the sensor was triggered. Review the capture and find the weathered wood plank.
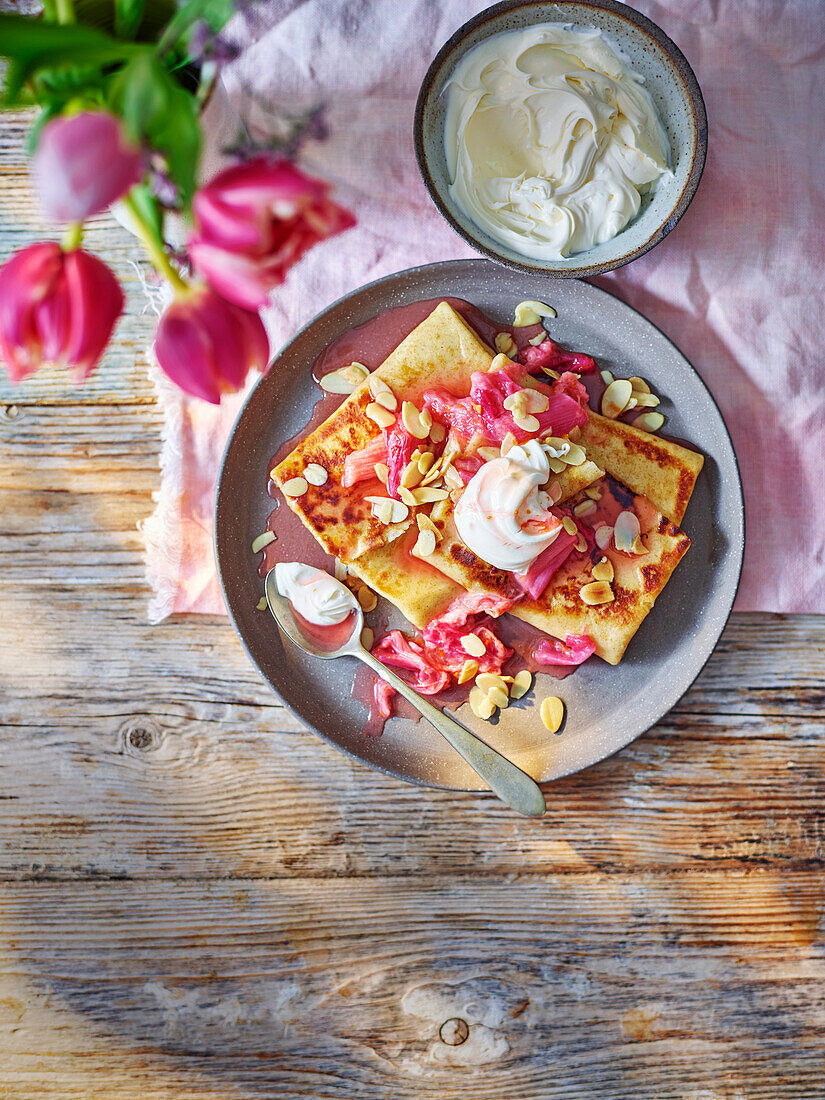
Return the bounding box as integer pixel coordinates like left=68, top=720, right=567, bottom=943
left=1, top=875, right=823, bottom=1099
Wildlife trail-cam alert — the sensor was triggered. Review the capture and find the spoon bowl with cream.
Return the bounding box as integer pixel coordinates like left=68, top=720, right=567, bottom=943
left=415, top=0, right=707, bottom=277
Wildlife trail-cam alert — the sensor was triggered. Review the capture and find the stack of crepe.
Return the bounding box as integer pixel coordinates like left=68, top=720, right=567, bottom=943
left=272, top=302, right=704, bottom=665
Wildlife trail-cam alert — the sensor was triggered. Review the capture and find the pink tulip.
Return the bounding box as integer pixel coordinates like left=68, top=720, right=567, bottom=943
left=188, top=157, right=355, bottom=310
left=154, top=285, right=269, bottom=403
left=0, top=242, right=123, bottom=383
left=32, top=111, right=144, bottom=223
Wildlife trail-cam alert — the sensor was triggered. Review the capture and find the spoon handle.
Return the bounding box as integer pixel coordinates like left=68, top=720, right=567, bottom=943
left=355, top=649, right=546, bottom=818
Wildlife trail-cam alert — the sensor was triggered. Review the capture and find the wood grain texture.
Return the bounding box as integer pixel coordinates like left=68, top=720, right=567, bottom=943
left=1, top=99, right=824, bottom=1099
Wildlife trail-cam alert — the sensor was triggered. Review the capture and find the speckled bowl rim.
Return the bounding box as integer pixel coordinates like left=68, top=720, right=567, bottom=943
left=414, top=0, right=708, bottom=277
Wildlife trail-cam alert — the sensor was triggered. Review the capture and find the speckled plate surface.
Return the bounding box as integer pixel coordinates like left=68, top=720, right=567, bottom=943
left=414, top=0, right=708, bottom=277
left=215, top=260, right=743, bottom=791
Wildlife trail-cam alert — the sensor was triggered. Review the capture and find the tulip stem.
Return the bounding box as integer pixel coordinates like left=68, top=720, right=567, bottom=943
left=55, top=0, right=75, bottom=23
left=61, top=222, right=84, bottom=252
left=122, top=193, right=189, bottom=295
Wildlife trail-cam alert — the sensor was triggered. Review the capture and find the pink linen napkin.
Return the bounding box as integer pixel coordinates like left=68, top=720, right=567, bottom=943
left=142, top=0, right=825, bottom=620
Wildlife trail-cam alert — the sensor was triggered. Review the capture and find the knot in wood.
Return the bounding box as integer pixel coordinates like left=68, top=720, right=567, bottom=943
left=121, top=718, right=161, bottom=754
left=2, top=405, right=20, bottom=421
left=439, top=1017, right=469, bottom=1046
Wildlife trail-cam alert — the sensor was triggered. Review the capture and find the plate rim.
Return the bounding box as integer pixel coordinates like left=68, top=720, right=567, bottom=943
left=214, top=258, right=744, bottom=790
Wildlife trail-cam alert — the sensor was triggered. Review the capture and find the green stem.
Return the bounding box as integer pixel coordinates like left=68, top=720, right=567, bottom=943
left=61, top=221, right=83, bottom=251
left=122, top=192, right=189, bottom=295
left=55, top=0, right=75, bottom=24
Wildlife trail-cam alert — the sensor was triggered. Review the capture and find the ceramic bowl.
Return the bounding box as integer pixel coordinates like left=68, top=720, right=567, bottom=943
left=414, top=0, right=707, bottom=277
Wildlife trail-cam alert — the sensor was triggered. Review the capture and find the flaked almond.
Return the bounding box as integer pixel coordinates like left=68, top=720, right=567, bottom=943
left=334, top=559, right=348, bottom=582
left=503, top=391, right=526, bottom=413
left=402, top=400, right=429, bottom=439
left=411, top=486, right=449, bottom=504
left=636, top=411, right=665, bottom=432
left=368, top=374, right=392, bottom=399
left=569, top=426, right=582, bottom=442
left=457, top=659, right=479, bottom=685
left=564, top=442, right=587, bottom=466
left=580, top=580, right=614, bottom=606
left=360, top=626, right=374, bottom=650
left=357, top=585, right=378, bottom=612
left=412, top=528, right=437, bottom=557
left=417, top=513, right=440, bottom=537
left=340, top=361, right=369, bottom=384
left=510, top=669, right=532, bottom=700
left=540, top=696, right=565, bottom=733
left=600, top=369, right=615, bottom=386
left=494, top=332, right=518, bottom=357
left=319, top=370, right=358, bottom=394
left=420, top=464, right=445, bottom=487
left=400, top=460, right=423, bottom=489
left=562, top=516, right=578, bottom=536
left=631, top=535, right=648, bottom=556
left=548, top=457, right=567, bottom=474
left=500, top=431, right=517, bottom=456
left=374, top=389, right=398, bottom=412
left=366, top=495, right=409, bottom=524
left=514, top=299, right=557, bottom=326
left=469, top=686, right=496, bottom=720
left=374, top=462, right=389, bottom=485
left=601, top=378, right=633, bottom=419
left=628, top=376, right=650, bottom=394
left=513, top=410, right=541, bottom=433
left=460, top=633, right=487, bottom=657
left=573, top=499, right=597, bottom=517
left=592, top=557, right=614, bottom=582
left=251, top=530, right=276, bottom=554
left=444, top=466, right=464, bottom=490
left=489, top=352, right=514, bottom=371
left=523, top=389, right=550, bottom=414
left=399, top=485, right=417, bottom=507
left=542, top=367, right=560, bottom=379
left=366, top=401, right=396, bottom=429
left=303, top=463, right=328, bottom=486
left=418, top=450, right=435, bottom=475
left=419, top=407, right=433, bottom=431
left=633, top=392, right=660, bottom=409
left=477, top=446, right=500, bottom=462
left=585, top=485, right=602, bottom=501
left=429, top=422, right=446, bottom=443
left=256, top=596, right=268, bottom=611
left=475, top=672, right=509, bottom=695
left=376, top=499, right=393, bottom=524
left=530, top=332, right=548, bottom=346
left=594, top=524, right=614, bottom=551
left=282, top=476, right=308, bottom=498
left=488, top=685, right=509, bottom=710
left=614, top=509, right=641, bottom=553
left=575, top=535, right=587, bottom=552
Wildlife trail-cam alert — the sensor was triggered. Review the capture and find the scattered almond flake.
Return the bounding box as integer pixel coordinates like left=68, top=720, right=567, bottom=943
left=628, top=376, right=650, bottom=394
left=256, top=596, right=268, bottom=611
left=592, top=557, right=614, bottom=582
left=637, top=411, right=665, bottom=432
left=368, top=374, right=392, bottom=398
left=524, top=389, right=550, bottom=414
left=366, top=495, right=408, bottom=525
left=631, top=534, right=648, bottom=556
left=540, top=696, right=565, bottom=733
left=418, top=450, right=435, bottom=474
left=633, top=392, right=660, bottom=409
left=282, top=476, right=308, bottom=498
left=580, top=580, right=614, bottom=606
left=548, top=457, right=567, bottom=474
left=401, top=460, right=424, bottom=489
left=410, top=447, right=423, bottom=464
left=489, top=352, right=513, bottom=371
left=334, top=560, right=348, bottom=582
left=547, top=479, right=561, bottom=504
left=340, top=361, right=370, bottom=384
left=251, top=531, right=276, bottom=554
left=412, top=528, right=437, bottom=557
left=574, top=536, right=587, bottom=552
left=569, top=426, right=582, bottom=442
left=374, top=462, right=389, bottom=485
left=460, top=633, right=487, bottom=658
left=600, top=369, right=615, bottom=386
left=360, top=626, right=374, bottom=650
left=542, top=439, right=570, bottom=460
left=500, top=431, right=517, bottom=455
left=510, top=670, right=532, bottom=700
left=457, top=660, right=479, bottom=685
left=564, top=442, right=587, bottom=466
left=502, top=390, right=527, bottom=413
left=514, top=299, right=556, bottom=326
left=399, top=485, right=417, bottom=507
left=444, top=466, right=464, bottom=490
left=585, top=485, right=602, bottom=501
left=529, top=332, right=547, bottom=346
left=513, top=410, right=540, bottom=433
left=357, top=585, right=378, bottom=612
left=375, top=389, right=398, bottom=412
left=303, top=463, right=328, bottom=486
left=594, top=524, right=614, bottom=551
left=385, top=527, right=405, bottom=543
left=573, top=499, right=597, bottom=517
left=417, top=513, right=440, bottom=537
left=419, top=407, right=433, bottom=431
left=488, top=685, right=509, bottom=710
left=402, top=400, right=429, bottom=439
left=319, top=370, right=358, bottom=394
left=469, top=686, right=496, bottom=720
left=614, top=510, right=641, bottom=553
left=494, top=332, right=517, bottom=357
left=440, top=441, right=460, bottom=469
left=420, top=466, right=445, bottom=487
left=411, top=486, right=449, bottom=504
left=601, top=378, right=633, bottom=419
left=449, top=488, right=463, bottom=503
left=475, top=672, right=509, bottom=695
left=366, top=401, right=396, bottom=429
left=562, top=516, right=578, bottom=536
left=477, top=446, right=500, bottom=462
left=542, top=367, right=560, bottom=378
left=626, top=397, right=638, bottom=411
left=429, top=422, right=446, bottom=443
left=376, top=499, right=393, bottom=525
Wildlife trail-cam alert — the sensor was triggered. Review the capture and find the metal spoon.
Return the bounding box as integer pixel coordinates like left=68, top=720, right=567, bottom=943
left=264, top=570, right=546, bottom=818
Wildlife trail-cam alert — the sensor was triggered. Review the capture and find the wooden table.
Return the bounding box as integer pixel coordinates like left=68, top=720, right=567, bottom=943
left=1, top=108, right=824, bottom=1100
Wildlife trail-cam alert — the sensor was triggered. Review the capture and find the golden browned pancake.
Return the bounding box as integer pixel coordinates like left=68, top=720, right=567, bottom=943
left=428, top=477, right=691, bottom=665
left=579, top=412, right=704, bottom=524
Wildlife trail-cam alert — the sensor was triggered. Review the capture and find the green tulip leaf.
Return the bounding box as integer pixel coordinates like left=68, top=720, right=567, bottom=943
left=114, top=0, right=148, bottom=41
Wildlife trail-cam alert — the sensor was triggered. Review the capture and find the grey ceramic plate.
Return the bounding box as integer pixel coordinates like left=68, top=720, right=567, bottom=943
left=414, top=0, right=708, bottom=277
left=215, top=260, right=743, bottom=791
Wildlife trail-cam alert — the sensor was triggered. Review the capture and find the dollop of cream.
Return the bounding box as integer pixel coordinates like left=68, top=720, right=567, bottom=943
left=454, top=440, right=562, bottom=572
left=274, top=562, right=358, bottom=627
left=444, top=24, right=671, bottom=260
